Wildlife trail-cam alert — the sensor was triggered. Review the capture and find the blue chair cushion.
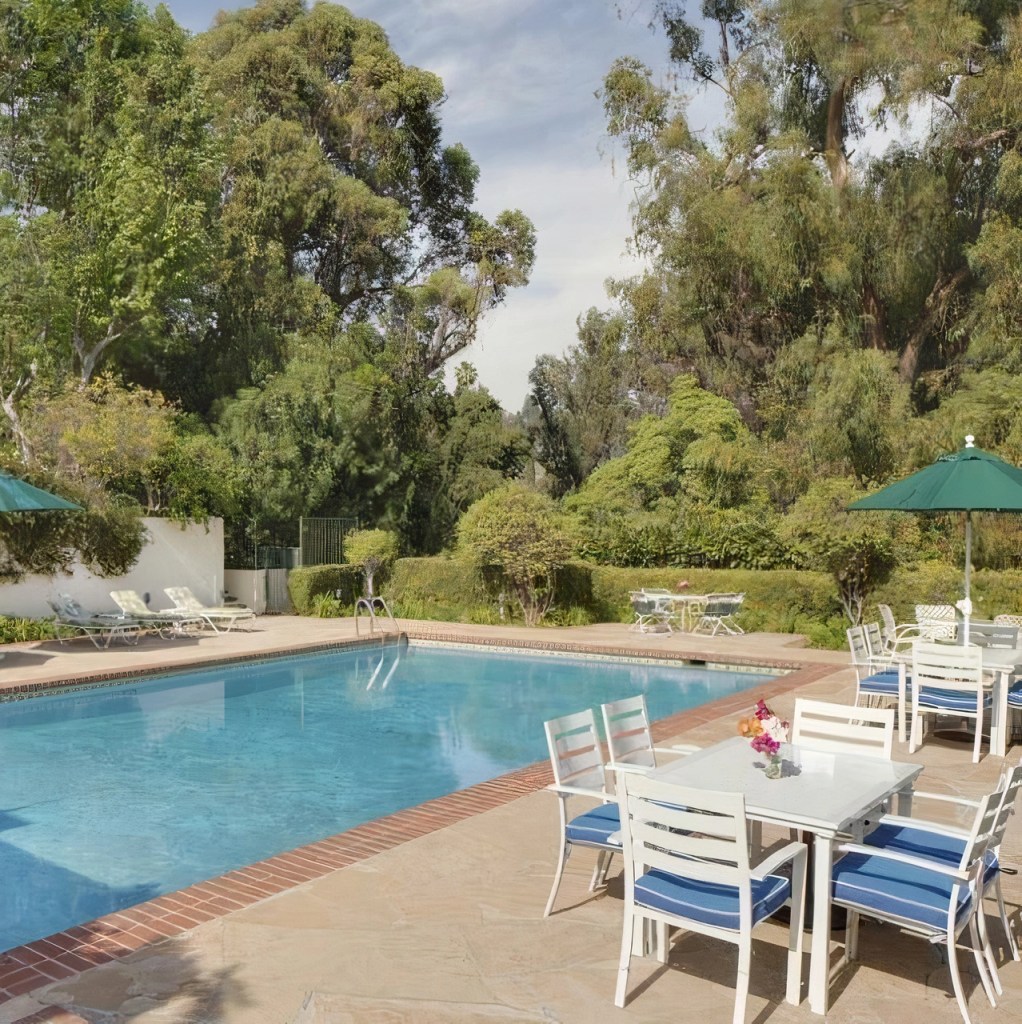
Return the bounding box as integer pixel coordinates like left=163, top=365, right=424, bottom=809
left=916, top=688, right=991, bottom=712
left=566, top=802, right=620, bottom=847
left=634, top=868, right=790, bottom=930
left=832, top=849, right=972, bottom=930
left=860, top=670, right=902, bottom=696
left=864, top=821, right=999, bottom=884
left=1007, top=683, right=1022, bottom=708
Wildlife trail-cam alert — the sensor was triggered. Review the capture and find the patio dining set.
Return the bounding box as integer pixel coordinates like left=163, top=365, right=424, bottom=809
left=541, top=689, right=1022, bottom=1024
left=628, top=588, right=746, bottom=637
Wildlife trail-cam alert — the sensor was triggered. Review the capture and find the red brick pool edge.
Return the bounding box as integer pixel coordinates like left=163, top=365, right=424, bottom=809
left=0, top=641, right=832, bottom=1021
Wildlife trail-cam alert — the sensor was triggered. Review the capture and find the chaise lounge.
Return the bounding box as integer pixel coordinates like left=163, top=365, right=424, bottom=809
left=163, top=587, right=256, bottom=633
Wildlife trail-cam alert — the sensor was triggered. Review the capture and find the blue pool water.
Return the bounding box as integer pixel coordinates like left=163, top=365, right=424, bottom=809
left=0, top=642, right=773, bottom=952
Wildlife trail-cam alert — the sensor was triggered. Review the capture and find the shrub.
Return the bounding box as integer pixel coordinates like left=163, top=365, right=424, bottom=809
left=288, top=564, right=362, bottom=615
left=0, top=616, right=58, bottom=644
left=458, top=486, right=573, bottom=626
left=343, top=528, right=399, bottom=597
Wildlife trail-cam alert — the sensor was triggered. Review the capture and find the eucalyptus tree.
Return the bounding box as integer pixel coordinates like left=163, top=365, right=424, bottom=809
left=604, top=0, right=1022, bottom=412
left=184, top=0, right=535, bottom=406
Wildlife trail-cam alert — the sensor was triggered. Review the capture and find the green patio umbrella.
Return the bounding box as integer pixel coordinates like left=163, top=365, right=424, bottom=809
left=0, top=471, right=82, bottom=513
left=848, top=436, right=1022, bottom=642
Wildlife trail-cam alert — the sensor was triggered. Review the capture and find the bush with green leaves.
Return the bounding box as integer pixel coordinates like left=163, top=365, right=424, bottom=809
left=344, top=529, right=400, bottom=598
left=0, top=616, right=58, bottom=645
left=458, top=485, right=573, bottom=626
left=287, top=564, right=363, bottom=615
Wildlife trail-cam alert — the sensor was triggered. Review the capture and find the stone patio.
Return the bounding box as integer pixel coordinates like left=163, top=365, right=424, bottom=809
left=0, top=617, right=1018, bottom=1023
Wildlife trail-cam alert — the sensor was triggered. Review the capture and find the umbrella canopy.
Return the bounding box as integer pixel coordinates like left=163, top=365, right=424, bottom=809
left=848, top=436, right=1022, bottom=640
left=0, top=472, right=82, bottom=513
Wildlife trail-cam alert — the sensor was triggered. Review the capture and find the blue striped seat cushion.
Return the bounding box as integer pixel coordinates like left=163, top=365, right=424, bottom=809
left=864, top=821, right=998, bottom=883
left=860, top=670, right=902, bottom=695
left=566, top=803, right=620, bottom=846
left=1007, top=684, right=1022, bottom=708
left=832, top=849, right=972, bottom=930
left=916, top=687, right=991, bottom=712
left=634, top=868, right=789, bottom=930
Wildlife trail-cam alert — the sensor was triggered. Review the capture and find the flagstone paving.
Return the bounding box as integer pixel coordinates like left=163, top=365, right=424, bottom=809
left=0, top=617, right=1017, bottom=1023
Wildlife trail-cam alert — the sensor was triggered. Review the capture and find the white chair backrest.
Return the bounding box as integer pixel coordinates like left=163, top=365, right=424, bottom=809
left=878, top=603, right=898, bottom=636
left=912, top=641, right=984, bottom=693
left=992, top=761, right=1022, bottom=850
left=601, top=695, right=656, bottom=770
left=994, top=613, right=1022, bottom=629
left=166, top=586, right=204, bottom=612
left=863, top=621, right=886, bottom=658
left=916, top=603, right=956, bottom=624
left=957, top=789, right=1003, bottom=875
left=791, top=698, right=895, bottom=759
left=110, top=590, right=150, bottom=616
left=544, top=709, right=607, bottom=794
left=958, top=619, right=1021, bottom=649
left=846, top=625, right=873, bottom=681
left=618, top=772, right=750, bottom=895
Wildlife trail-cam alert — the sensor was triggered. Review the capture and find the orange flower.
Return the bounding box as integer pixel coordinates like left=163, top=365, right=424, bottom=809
left=737, top=716, right=763, bottom=738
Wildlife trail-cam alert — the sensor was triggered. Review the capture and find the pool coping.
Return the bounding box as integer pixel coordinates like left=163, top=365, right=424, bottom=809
left=0, top=632, right=836, bottom=1017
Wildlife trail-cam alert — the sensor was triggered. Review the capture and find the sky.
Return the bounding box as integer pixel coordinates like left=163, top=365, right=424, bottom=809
left=158, top=0, right=692, bottom=410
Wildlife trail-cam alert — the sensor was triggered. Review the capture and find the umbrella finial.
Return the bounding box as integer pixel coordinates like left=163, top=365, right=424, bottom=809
left=965, top=434, right=975, bottom=448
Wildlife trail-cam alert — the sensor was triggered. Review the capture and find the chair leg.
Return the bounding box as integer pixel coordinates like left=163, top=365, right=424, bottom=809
left=976, top=906, right=1002, bottom=997
left=543, top=839, right=570, bottom=918
left=946, top=932, right=975, bottom=1024
left=615, top=908, right=636, bottom=1007
left=993, top=877, right=1020, bottom=960
left=590, top=849, right=612, bottom=891
left=785, top=851, right=806, bottom=1005
left=733, top=934, right=751, bottom=1024
left=846, top=909, right=860, bottom=962
left=967, top=915, right=997, bottom=1008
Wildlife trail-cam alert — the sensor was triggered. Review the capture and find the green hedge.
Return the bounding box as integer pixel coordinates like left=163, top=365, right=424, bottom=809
left=294, top=555, right=1022, bottom=650
left=287, top=564, right=363, bottom=615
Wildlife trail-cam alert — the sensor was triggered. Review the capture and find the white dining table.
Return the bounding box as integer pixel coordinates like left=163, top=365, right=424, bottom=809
left=891, top=646, right=1022, bottom=754
left=650, top=737, right=922, bottom=1015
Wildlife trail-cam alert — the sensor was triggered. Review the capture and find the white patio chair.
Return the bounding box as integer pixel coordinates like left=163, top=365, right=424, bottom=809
left=994, top=613, right=1022, bottom=629
left=831, top=788, right=1003, bottom=1024
left=600, top=694, right=700, bottom=775
left=915, top=603, right=958, bottom=640
left=614, top=772, right=806, bottom=1023
left=542, top=709, right=620, bottom=917
left=877, top=603, right=926, bottom=654
left=692, top=592, right=745, bottom=636
left=910, top=641, right=991, bottom=763
left=847, top=625, right=902, bottom=715
left=792, top=698, right=895, bottom=759
left=864, top=760, right=1022, bottom=984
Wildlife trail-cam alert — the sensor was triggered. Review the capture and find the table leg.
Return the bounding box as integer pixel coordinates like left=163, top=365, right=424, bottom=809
left=808, top=833, right=834, bottom=1015
left=990, top=670, right=1007, bottom=758
left=897, top=661, right=907, bottom=744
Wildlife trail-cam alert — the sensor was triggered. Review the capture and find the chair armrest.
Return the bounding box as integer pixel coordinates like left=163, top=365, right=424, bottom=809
left=836, top=842, right=969, bottom=882
left=605, top=763, right=652, bottom=776
left=546, top=783, right=613, bottom=801
left=908, top=790, right=981, bottom=810
left=875, top=814, right=970, bottom=840
left=750, top=840, right=807, bottom=880
left=652, top=744, right=701, bottom=756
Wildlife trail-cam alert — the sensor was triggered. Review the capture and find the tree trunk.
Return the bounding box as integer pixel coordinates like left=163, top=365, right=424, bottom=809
left=861, top=281, right=887, bottom=349
left=0, top=363, right=38, bottom=465
left=897, top=267, right=969, bottom=383
left=825, top=78, right=851, bottom=192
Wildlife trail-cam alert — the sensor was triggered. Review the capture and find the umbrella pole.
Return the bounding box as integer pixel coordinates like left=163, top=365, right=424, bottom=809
left=963, top=511, right=972, bottom=645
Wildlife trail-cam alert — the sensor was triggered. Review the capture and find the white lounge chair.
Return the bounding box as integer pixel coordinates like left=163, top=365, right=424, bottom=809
left=110, top=590, right=204, bottom=638
left=163, top=587, right=256, bottom=632
left=49, top=595, right=141, bottom=649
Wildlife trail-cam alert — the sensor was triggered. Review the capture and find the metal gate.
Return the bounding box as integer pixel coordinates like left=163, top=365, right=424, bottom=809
left=256, top=545, right=298, bottom=613
left=299, top=516, right=358, bottom=566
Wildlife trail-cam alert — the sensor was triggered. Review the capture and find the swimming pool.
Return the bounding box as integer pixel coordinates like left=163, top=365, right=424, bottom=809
left=0, top=641, right=774, bottom=952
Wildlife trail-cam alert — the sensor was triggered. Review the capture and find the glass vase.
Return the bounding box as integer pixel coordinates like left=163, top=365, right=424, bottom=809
left=763, top=753, right=783, bottom=780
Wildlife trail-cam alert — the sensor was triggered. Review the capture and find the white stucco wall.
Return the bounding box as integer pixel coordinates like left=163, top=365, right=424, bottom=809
left=0, top=517, right=225, bottom=620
